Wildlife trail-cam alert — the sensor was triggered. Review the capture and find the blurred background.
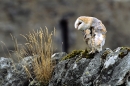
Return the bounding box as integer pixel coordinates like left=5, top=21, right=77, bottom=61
left=0, top=0, right=130, bottom=57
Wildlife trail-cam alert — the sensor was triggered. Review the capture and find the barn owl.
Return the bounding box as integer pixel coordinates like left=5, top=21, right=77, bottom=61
left=74, top=16, right=107, bottom=53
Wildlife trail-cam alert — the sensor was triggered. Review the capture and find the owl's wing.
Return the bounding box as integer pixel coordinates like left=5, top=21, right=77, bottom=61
left=91, top=17, right=107, bottom=35
left=100, top=23, right=107, bottom=35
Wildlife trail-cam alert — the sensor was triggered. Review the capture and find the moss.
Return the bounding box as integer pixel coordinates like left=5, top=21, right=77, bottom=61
left=120, top=47, right=130, bottom=51
left=61, top=50, right=82, bottom=60
left=101, top=50, right=111, bottom=59
left=62, top=49, right=94, bottom=61
left=61, top=47, right=130, bottom=61
left=119, top=47, right=130, bottom=58
left=81, top=49, right=94, bottom=58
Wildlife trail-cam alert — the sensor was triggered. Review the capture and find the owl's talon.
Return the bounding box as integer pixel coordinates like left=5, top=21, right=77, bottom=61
left=89, top=50, right=99, bottom=54
left=89, top=51, right=94, bottom=54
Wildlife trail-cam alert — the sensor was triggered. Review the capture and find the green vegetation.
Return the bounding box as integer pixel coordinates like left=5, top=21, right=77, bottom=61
left=62, top=49, right=95, bottom=61
left=61, top=50, right=82, bottom=60
left=119, top=47, right=130, bottom=58
left=101, top=50, right=111, bottom=59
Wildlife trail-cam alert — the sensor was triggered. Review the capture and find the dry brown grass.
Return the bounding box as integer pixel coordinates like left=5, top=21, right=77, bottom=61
left=12, top=27, right=55, bottom=85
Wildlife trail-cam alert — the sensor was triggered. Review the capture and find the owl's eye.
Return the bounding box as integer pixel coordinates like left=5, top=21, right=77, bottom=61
left=78, top=22, right=82, bottom=26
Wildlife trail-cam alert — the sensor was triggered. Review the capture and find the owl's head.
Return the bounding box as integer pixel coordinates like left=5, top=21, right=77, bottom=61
left=74, top=16, right=93, bottom=31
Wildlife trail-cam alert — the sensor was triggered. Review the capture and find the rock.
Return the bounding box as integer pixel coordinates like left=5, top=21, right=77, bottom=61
left=1, top=47, right=130, bottom=86
left=51, top=52, right=67, bottom=64
left=49, top=47, right=130, bottom=86
left=94, top=47, right=130, bottom=86
left=0, top=52, right=67, bottom=86
left=0, top=56, right=34, bottom=86
left=28, top=79, right=41, bottom=86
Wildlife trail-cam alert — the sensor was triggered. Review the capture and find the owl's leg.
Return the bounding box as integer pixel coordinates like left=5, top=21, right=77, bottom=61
left=89, top=36, right=96, bottom=54
left=96, top=44, right=102, bottom=52
left=89, top=47, right=101, bottom=54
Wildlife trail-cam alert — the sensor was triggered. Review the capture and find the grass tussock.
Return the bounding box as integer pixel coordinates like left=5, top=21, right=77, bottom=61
left=12, top=27, right=55, bottom=85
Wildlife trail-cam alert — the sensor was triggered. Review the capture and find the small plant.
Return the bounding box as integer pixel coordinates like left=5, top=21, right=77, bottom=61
left=12, top=27, right=55, bottom=85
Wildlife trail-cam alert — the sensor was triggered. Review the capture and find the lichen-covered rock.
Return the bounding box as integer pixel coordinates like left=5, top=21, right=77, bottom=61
left=0, top=56, right=34, bottom=86
left=1, top=47, right=130, bottom=86
left=94, top=47, right=130, bottom=86
left=28, top=79, right=41, bottom=86
left=49, top=47, right=130, bottom=86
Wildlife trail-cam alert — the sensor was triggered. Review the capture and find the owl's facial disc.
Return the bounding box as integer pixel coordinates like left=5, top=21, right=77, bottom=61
left=74, top=19, right=83, bottom=30
left=75, top=18, right=91, bottom=31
